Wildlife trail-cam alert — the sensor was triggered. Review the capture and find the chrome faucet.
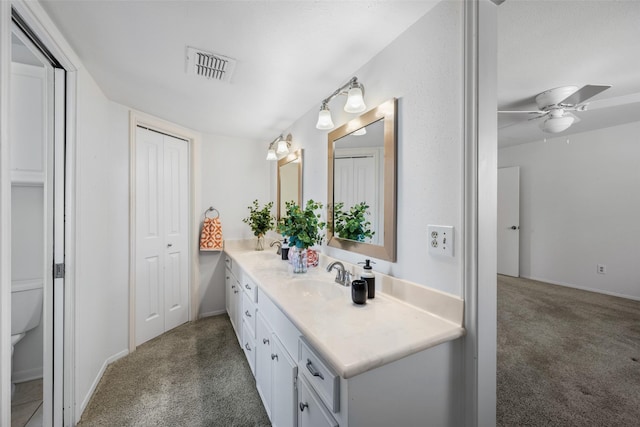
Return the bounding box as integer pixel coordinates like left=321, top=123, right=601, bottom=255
left=269, top=240, right=282, bottom=255
left=326, top=261, right=352, bottom=287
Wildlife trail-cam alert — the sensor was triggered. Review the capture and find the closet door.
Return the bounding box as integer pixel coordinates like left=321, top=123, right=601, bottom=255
left=162, top=135, right=189, bottom=331
left=135, top=127, right=189, bottom=345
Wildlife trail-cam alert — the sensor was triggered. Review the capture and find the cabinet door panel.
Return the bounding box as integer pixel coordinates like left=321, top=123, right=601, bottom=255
left=256, top=313, right=273, bottom=419
left=272, top=335, right=298, bottom=427
left=297, top=376, right=338, bottom=427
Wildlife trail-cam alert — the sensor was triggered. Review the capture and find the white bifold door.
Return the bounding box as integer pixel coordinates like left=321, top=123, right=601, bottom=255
left=135, top=126, right=189, bottom=346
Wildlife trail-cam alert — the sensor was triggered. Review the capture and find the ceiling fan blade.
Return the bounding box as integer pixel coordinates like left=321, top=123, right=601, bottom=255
left=498, top=110, right=542, bottom=114
left=582, top=92, right=640, bottom=111
left=559, top=85, right=611, bottom=106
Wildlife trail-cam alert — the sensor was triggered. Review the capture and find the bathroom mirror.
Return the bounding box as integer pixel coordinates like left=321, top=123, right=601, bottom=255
left=277, top=149, right=303, bottom=219
left=327, top=98, right=397, bottom=261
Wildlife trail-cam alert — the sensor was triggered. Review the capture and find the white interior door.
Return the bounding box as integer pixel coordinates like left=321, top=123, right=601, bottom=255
left=498, top=166, right=520, bottom=277
left=135, top=127, right=189, bottom=346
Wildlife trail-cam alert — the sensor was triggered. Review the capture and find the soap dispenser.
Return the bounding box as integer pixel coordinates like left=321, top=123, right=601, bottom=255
left=358, top=259, right=376, bottom=299
left=281, top=238, right=290, bottom=261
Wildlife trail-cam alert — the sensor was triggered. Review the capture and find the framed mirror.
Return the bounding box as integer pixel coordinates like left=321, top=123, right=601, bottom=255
left=327, top=98, right=397, bottom=261
left=277, top=149, right=303, bottom=219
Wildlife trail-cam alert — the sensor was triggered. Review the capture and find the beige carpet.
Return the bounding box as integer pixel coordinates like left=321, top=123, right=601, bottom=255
left=497, top=275, right=640, bottom=426
left=78, top=315, right=270, bottom=426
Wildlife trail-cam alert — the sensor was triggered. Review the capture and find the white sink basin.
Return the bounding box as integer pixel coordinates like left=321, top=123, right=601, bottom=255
left=291, top=278, right=347, bottom=300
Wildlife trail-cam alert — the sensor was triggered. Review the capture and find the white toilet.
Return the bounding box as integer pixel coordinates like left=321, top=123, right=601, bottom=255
left=11, top=279, right=43, bottom=397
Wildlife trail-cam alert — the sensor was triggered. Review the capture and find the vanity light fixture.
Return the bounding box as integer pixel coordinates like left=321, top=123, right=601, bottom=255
left=315, top=76, right=366, bottom=130
left=266, top=133, right=292, bottom=161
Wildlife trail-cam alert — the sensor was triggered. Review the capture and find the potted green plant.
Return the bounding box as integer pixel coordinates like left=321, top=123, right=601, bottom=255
left=277, top=200, right=325, bottom=273
left=242, top=200, right=275, bottom=250
left=333, top=202, right=375, bottom=242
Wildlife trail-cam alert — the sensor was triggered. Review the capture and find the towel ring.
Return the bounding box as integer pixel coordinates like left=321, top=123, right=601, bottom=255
left=205, top=207, right=219, bottom=219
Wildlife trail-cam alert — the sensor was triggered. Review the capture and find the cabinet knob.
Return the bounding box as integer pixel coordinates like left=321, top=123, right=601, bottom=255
left=299, top=402, right=309, bottom=412
left=263, top=338, right=270, bottom=345
left=271, top=353, right=278, bottom=361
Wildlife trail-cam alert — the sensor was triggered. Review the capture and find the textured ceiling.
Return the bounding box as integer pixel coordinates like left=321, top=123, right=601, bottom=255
left=498, top=0, right=640, bottom=147
left=39, top=0, right=438, bottom=141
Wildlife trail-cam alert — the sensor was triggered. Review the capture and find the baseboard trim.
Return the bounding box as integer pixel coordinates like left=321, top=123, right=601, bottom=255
left=12, top=367, right=43, bottom=384
left=199, top=309, right=226, bottom=319
left=520, top=275, right=640, bottom=302
left=79, top=349, right=129, bottom=417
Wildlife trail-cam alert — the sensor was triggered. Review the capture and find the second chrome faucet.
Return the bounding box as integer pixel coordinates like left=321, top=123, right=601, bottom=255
left=326, top=261, right=352, bottom=286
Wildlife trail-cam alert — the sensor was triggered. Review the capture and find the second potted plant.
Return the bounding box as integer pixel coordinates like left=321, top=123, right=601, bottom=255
left=277, top=200, right=325, bottom=273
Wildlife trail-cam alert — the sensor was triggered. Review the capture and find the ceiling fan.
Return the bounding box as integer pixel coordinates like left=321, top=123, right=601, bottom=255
left=498, top=85, right=611, bottom=133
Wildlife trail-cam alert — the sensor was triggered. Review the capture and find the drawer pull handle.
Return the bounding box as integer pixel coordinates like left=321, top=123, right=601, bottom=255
left=245, top=310, right=252, bottom=317
left=271, top=353, right=278, bottom=361
left=306, top=359, right=324, bottom=380
left=234, top=290, right=238, bottom=294
left=245, top=284, right=251, bottom=290
left=263, top=338, right=270, bottom=345
left=245, top=343, right=251, bottom=351
left=299, top=402, right=309, bottom=412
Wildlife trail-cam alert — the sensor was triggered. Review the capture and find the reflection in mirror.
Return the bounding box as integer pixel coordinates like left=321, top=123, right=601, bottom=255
left=277, top=149, right=302, bottom=219
left=327, top=98, right=397, bottom=261
left=333, top=119, right=384, bottom=244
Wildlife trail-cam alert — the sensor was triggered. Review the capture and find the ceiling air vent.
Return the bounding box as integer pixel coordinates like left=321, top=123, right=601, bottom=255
left=186, top=46, right=236, bottom=83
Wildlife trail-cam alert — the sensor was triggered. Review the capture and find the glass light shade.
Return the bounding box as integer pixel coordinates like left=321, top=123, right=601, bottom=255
left=276, top=138, right=289, bottom=154
left=344, top=87, right=366, bottom=113
left=266, top=148, right=277, bottom=161
left=542, top=115, right=574, bottom=133
left=352, top=127, right=367, bottom=136
left=316, top=108, right=335, bottom=130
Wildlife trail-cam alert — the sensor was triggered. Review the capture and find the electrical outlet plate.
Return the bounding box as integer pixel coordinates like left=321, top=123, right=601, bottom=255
left=428, top=225, right=454, bottom=257
left=597, top=264, right=607, bottom=274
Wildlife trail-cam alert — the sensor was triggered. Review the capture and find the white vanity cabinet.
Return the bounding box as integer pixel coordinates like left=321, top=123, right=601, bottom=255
left=225, top=249, right=464, bottom=427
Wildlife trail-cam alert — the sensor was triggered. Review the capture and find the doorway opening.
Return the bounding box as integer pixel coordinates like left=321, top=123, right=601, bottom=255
left=9, top=9, right=66, bottom=427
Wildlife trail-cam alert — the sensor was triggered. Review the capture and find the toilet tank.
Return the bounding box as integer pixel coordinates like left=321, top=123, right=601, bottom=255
left=11, top=279, right=43, bottom=335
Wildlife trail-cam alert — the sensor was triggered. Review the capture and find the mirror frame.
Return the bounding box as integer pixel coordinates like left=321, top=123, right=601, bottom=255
left=326, top=98, right=397, bottom=261
left=277, top=149, right=303, bottom=220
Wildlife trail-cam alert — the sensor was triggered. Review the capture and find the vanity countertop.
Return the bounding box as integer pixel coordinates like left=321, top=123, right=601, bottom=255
left=225, top=243, right=465, bottom=379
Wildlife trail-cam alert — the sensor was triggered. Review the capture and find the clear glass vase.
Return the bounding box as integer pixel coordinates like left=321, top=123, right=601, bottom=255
left=290, top=246, right=308, bottom=274
left=255, top=235, right=264, bottom=251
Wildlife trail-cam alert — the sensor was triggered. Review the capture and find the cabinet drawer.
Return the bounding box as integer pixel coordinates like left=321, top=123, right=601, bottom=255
left=298, top=375, right=338, bottom=427
left=299, top=338, right=340, bottom=413
left=242, top=292, right=257, bottom=338
left=224, top=255, right=241, bottom=279
left=242, top=322, right=256, bottom=376
left=242, top=273, right=258, bottom=302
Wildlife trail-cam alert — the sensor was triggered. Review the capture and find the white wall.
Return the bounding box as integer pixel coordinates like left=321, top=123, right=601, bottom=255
left=74, top=69, right=130, bottom=417
left=197, top=134, right=269, bottom=317
left=277, top=0, right=465, bottom=297
left=499, top=121, right=640, bottom=300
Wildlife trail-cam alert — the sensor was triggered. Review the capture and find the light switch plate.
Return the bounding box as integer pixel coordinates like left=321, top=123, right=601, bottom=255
left=428, top=225, right=454, bottom=257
